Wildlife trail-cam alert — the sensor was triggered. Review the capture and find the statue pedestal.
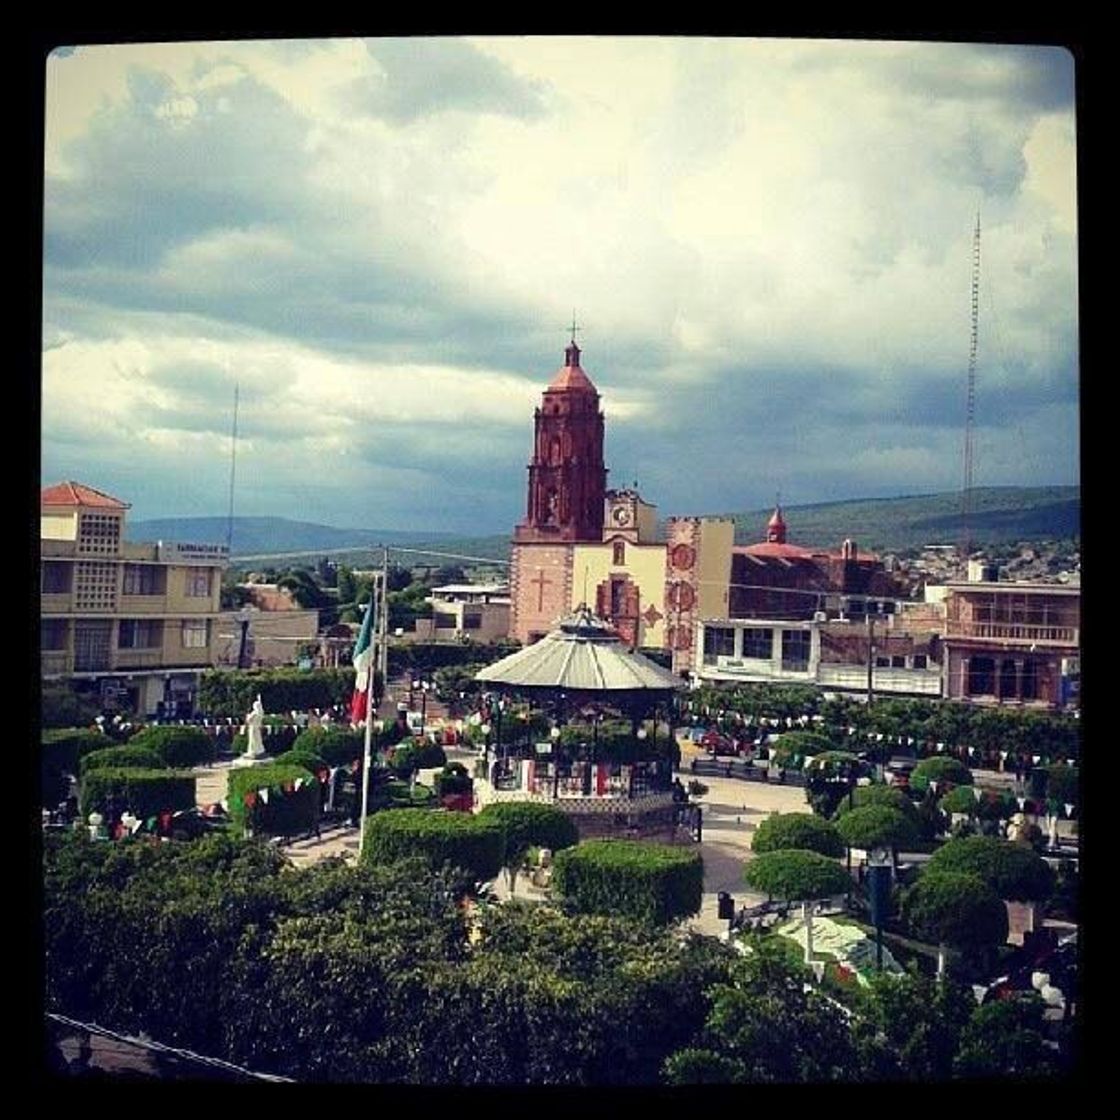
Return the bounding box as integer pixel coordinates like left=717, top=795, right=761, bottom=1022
left=231, top=754, right=268, bottom=769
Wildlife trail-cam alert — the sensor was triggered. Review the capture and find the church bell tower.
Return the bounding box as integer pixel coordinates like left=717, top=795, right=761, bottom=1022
left=515, top=338, right=607, bottom=544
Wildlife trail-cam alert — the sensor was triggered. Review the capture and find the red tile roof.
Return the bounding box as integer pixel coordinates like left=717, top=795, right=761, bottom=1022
left=40, top=481, right=130, bottom=510
left=735, top=541, right=817, bottom=560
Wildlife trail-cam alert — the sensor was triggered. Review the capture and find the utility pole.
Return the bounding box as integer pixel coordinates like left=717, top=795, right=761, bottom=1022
left=378, top=547, right=389, bottom=713
left=866, top=614, right=875, bottom=708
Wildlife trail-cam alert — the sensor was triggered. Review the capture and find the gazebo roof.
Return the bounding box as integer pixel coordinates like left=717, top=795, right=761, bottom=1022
left=475, top=605, right=684, bottom=695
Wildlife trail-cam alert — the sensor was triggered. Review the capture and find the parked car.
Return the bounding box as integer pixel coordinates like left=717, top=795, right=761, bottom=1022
left=700, top=729, right=738, bottom=756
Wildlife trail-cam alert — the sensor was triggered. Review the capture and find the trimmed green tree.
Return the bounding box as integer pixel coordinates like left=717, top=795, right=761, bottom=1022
left=832, top=783, right=921, bottom=827
left=477, top=802, right=579, bottom=895
left=361, top=808, right=506, bottom=887
left=835, top=805, right=919, bottom=857
left=751, top=813, right=845, bottom=858
left=552, top=840, right=704, bottom=926
left=924, top=835, right=1054, bottom=904
left=901, top=870, right=1009, bottom=979
left=909, top=756, right=973, bottom=795
left=743, top=849, right=851, bottom=964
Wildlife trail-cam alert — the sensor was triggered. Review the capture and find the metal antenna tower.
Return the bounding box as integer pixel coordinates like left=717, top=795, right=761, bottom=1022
left=960, top=214, right=981, bottom=560
left=225, top=382, right=239, bottom=554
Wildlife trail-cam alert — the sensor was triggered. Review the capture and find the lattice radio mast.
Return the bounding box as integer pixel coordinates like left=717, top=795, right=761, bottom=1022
left=960, top=214, right=981, bottom=561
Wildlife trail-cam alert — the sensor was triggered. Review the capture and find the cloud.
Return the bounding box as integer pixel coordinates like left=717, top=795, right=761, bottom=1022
left=41, top=37, right=1079, bottom=533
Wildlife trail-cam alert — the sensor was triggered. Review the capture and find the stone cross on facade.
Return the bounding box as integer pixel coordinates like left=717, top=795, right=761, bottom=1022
left=531, top=568, right=552, bottom=611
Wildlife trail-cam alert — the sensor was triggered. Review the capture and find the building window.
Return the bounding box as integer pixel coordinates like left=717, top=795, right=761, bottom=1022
left=185, top=568, right=212, bottom=597
left=781, top=629, right=810, bottom=671
left=742, top=628, right=772, bottom=660
left=891, top=655, right=907, bottom=669
left=912, top=654, right=927, bottom=670
left=40, top=619, right=68, bottom=650
left=74, top=620, right=112, bottom=671
left=966, top=657, right=996, bottom=696
left=876, top=657, right=891, bottom=668
left=41, top=561, right=71, bottom=595
left=613, top=541, right=625, bottom=565
left=77, top=513, right=121, bottom=555
left=434, top=612, right=457, bottom=630
left=1021, top=660, right=1039, bottom=701
left=703, top=626, right=736, bottom=664
left=119, top=619, right=162, bottom=649
left=999, top=659, right=1018, bottom=700
left=74, top=562, right=118, bottom=610
left=181, top=620, right=209, bottom=649
left=463, top=611, right=482, bottom=630
left=123, top=565, right=166, bottom=596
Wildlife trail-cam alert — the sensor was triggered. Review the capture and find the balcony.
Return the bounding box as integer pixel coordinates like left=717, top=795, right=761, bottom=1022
left=817, top=663, right=943, bottom=696
left=945, top=621, right=1079, bottom=646
left=114, top=649, right=164, bottom=670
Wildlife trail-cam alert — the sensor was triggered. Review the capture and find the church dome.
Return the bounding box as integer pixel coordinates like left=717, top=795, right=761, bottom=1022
left=547, top=341, right=598, bottom=393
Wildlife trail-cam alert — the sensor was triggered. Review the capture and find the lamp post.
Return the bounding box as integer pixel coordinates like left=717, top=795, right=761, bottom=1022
left=236, top=608, right=251, bottom=670
left=635, top=726, right=647, bottom=797
left=551, top=725, right=561, bottom=799
left=412, top=679, right=431, bottom=737
left=867, top=845, right=893, bottom=971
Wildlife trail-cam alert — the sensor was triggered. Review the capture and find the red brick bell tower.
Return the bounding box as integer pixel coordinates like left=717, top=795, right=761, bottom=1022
left=515, top=338, right=607, bottom=544
left=510, top=338, right=609, bottom=643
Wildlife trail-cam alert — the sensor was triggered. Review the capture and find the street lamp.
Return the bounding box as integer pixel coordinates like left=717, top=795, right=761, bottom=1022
left=412, top=679, right=431, bottom=737
left=236, top=607, right=251, bottom=670
left=551, top=725, right=562, bottom=799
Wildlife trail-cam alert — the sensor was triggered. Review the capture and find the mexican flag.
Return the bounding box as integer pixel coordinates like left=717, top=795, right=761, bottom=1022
left=348, top=600, right=376, bottom=725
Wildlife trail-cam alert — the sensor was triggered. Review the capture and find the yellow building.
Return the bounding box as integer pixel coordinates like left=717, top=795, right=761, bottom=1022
left=40, top=481, right=227, bottom=717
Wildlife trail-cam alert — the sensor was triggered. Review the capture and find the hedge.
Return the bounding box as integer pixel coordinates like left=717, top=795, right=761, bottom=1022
left=79, top=745, right=166, bottom=778
left=361, top=809, right=506, bottom=884
left=924, top=836, right=1054, bottom=903
left=291, top=727, right=365, bottom=767
left=552, top=840, right=704, bottom=926
left=387, top=741, right=447, bottom=776
left=477, top=802, right=580, bottom=864
left=770, top=731, right=836, bottom=769
left=751, top=813, right=845, bottom=858
left=127, top=725, right=216, bottom=769
left=901, top=871, right=1009, bottom=951
left=42, top=728, right=111, bottom=776
left=742, top=849, right=850, bottom=902
left=227, top=763, right=320, bottom=837
left=272, top=749, right=327, bottom=774
left=909, top=757, right=973, bottom=795
left=198, top=668, right=357, bottom=718
left=79, top=768, right=197, bottom=820
left=41, top=687, right=102, bottom=730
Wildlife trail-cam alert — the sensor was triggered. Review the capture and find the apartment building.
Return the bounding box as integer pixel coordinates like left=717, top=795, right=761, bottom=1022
left=40, top=482, right=227, bottom=717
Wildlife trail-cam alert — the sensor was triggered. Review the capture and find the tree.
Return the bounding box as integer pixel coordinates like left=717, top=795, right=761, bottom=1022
left=751, top=813, right=845, bottom=858
left=834, top=805, right=919, bottom=859
left=276, top=568, right=330, bottom=609
left=477, top=802, right=579, bottom=896
left=832, top=783, right=920, bottom=826
left=909, top=756, right=973, bottom=795
left=662, top=938, right=859, bottom=1084
left=852, top=968, right=975, bottom=1081
left=924, top=836, right=1054, bottom=903
left=743, top=849, right=851, bottom=964
left=953, top=995, right=1060, bottom=1080
left=900, top=871, right=1008, bottom=979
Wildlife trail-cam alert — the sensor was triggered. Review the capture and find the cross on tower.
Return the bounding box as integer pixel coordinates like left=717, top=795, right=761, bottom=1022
left=531, top=568, right=552, bottom=612
left=567, top=312, right=582, bottom=345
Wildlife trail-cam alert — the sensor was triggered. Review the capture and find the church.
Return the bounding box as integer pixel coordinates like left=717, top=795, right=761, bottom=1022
left=507, top=338, right=733, bottom=675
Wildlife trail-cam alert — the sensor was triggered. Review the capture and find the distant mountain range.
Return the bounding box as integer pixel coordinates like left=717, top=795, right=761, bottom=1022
left=130, top=486, right=1078, bottom=569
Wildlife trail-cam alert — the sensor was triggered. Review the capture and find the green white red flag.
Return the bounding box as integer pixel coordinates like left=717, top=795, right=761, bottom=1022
left=349, top=600, right=376, bottom=724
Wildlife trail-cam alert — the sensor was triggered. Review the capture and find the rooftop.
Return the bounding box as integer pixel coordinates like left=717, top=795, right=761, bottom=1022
left=41, top=481, right=130, bottom=510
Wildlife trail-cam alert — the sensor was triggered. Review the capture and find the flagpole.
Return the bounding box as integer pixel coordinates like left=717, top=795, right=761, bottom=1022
left=357, top=585, right=377, bottom=858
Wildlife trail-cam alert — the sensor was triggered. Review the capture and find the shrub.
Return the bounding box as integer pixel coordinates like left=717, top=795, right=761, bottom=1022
left=770, top=731, right=835, bottom=769
left=834, top=805, right=919, bottom=853
left=127, top=725, right=216, bottom=769
left=742, top=849, right=850, bottom=902
left=433, top=763, right=473, bottom=798
left=1044, top=763, right=1078, bottom=806
left=79, top=768, right=196, bottom=820
left=909, top=757, right=973, bottom=795
left=924, top=836, right=1054, bottom=903
left=227, top=763, right=319, bottom=837
left=361, top=808, right=506, bottom=884
left=552, top=840, right=704, bottom=925
left=42, top=728, right=111, bottom=776
left=272, top=748, right=327, bottom=773
left=413, top=741, right=448, bottom=769
left=41, top=687, right=101, bottom=729
left=751, top=813, right=845, bottom=857
left=79, top=745, right=166, bottom=777
left=290, top=727, right=365, bottom=767
left=901, top=871, right=1009, bottom=951
left=198, top=667, right=357, bottom=718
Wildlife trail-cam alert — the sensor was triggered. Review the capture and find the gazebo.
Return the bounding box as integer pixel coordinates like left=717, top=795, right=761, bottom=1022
left=473, top=606, right=687, bottom=840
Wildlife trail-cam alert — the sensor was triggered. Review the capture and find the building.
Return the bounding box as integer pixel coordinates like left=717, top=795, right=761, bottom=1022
left=941, top=579, right=1080, bottom=708
left=40, top=481, right=227, bottom=717
left=412, top=583, right=511, bottom=643
left=508, top=340, right=732, bottom=672
left=213, top=607, right=321, bottom=669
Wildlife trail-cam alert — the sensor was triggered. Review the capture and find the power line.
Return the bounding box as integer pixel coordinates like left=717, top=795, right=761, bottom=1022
left=232, top=544, right=510, bottom=566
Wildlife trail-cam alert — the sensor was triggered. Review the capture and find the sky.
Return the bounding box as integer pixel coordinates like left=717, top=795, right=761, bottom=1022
left=41, top=36, right=1079, bottom=537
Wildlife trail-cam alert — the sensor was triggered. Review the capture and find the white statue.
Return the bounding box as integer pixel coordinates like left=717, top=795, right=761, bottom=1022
left=244, top=696, right=266, bottom=759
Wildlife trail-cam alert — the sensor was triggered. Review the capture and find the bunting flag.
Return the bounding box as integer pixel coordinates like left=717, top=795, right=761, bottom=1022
left=220, top=799, right=229, bottom=813
left=259, top=788, right=270, bottom=804
left=1064, top=803, right=1074, bottom=817
left=349, top=599, right=377, bottom=724
left=1032, top=755, right=1041, bottom=765
left=1016, top=797, right=1026, bottom=811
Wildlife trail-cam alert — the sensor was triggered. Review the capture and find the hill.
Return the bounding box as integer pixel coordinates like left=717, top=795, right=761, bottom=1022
left=133, top=486, right=1078, bottom=571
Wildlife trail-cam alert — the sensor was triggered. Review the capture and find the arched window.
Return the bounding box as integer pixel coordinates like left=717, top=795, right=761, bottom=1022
left=613, top=540, right=625, bottom=565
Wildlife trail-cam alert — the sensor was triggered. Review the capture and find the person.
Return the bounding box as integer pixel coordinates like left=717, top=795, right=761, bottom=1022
left=349, top=758, right=364, bottom=828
